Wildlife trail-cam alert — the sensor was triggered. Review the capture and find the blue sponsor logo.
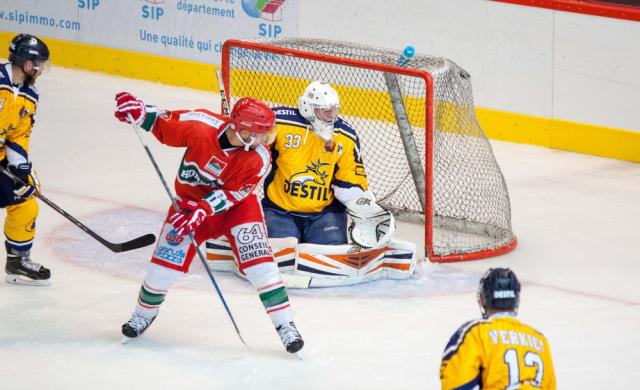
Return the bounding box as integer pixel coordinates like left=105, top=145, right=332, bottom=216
left=78, top=0, right=100, bottom=10
left=142, top=0, right=165, bottom=20
left=242, top=0, right=285, bottom=38
left=155, top=246, right=187, bottom=265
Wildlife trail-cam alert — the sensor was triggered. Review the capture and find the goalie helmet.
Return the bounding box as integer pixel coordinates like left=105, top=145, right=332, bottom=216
left=9, top=34, right=50, bottom=70
left=477, top=268, right=521, bottom=318
left=298, top=81, right=340, bottom=142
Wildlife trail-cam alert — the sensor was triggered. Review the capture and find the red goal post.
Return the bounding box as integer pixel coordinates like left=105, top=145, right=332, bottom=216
left=221, top=38, right=517, bottom=262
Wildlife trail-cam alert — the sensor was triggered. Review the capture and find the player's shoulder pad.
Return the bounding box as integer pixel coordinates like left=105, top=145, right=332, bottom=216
left=334, top=118, right=358, bottom=143
left=0, top=64, right=11, bottom=89
left=19, top=83, right=39, bottom=103
left=250, top=143, right=272, bottom=177
left=0, top=64, right=39, bottom=102
left=442, top=319, right=486, bottom=362
left=273, top=106, right=308, bottom=129
left=525, top=321, right=548, bottom=339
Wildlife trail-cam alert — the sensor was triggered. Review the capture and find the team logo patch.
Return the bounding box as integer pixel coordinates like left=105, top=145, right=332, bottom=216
left=205, top=155, right=227, bottom=176
left=26, top=218, right=36, bottom=233
left=165, top=229, right=184, bottom=246
left=283, top=159, right=331, bottom=201
left=230, top=183, right=255, bottom=201
left=178, top=161, right=222, bottom=187
left=231, top=223, right=272, bottom=263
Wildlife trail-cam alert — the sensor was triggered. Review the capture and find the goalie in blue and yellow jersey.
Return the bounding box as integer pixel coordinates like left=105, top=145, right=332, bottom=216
left=0, top=34, right=51, bottom=286
left=440, top=268, right=557, bottom=390
left=262, top=81, right=395, bottom=248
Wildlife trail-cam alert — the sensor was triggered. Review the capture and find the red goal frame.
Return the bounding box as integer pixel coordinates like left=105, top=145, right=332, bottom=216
left=221, top=39, right=517, bottom=262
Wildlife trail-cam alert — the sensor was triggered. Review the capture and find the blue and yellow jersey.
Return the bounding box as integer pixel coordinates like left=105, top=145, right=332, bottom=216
left=263, top=106, right=368, bottom=215
left=0, top=63, right=38, bottom=164
left=440, top=313, right=556, bottom=390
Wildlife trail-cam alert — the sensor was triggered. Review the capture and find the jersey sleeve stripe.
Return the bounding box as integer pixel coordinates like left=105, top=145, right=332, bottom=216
left=442, top=320, right=484, bottom=362
left=334, top=128, right=357, bottom=143
left=19, top=89, right=38, bottom=104
left=452, top=373, right=481, bottom=390
left=4, top=140, right=29, bottom=163
left=332, top=178, right=364, bottom=190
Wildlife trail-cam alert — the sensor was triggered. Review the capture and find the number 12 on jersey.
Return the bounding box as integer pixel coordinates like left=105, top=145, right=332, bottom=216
left=504, top=349, right=544, bottom=387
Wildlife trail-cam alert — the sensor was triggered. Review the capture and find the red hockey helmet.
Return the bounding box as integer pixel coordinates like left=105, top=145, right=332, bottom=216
left=230, top=98, right=275, bottom=134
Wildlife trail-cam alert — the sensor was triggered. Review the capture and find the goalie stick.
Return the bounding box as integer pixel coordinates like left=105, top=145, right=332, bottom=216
left=128, top=114, right=249, bottom=350
left=0, top=165, right=156, bottom=253
left=215, top=68, right=231, bottom=116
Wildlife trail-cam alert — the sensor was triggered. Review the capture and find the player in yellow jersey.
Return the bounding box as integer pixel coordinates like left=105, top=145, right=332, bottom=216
left=263, top=81, right=395, bottom=248
left=440, top=268, right=556, bottom=389
left=0, top=34, right=51, bottom=286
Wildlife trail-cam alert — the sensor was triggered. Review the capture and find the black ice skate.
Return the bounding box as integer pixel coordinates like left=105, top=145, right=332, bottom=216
left=5, top=245, right=51, bottom=286
left=276, top=321, right=304, bottom=355
left=121, top=313, right=156, bottom=342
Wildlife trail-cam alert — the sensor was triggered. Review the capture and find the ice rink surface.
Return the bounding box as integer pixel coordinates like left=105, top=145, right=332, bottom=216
left=1, top=66, right=639, bottom=389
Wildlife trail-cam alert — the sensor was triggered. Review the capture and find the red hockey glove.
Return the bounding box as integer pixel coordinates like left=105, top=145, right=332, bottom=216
left=169, top=199, right=212, bottom=236
left=114, top=92, right=146, bottom=126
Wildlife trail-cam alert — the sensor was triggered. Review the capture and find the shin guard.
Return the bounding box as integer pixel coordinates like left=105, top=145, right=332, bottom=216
left=244, top=261, right=293, bottom=326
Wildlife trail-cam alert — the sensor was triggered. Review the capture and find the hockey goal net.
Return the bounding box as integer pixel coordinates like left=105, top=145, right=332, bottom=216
left=221, top=38, right=517, bottom=262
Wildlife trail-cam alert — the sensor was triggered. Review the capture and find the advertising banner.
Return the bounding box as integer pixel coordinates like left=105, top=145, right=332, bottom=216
left=0, top=0, right=299, bottom=64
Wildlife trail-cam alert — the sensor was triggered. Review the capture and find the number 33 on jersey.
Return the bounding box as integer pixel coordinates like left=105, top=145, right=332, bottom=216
left=440, top=313, right=556, bottom=389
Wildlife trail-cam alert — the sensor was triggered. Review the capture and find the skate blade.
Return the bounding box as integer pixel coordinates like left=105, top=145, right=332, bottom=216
left=121, top=336, right=135, bottom=344
left=5, top=274, right=51, bottom=286
left=294, top=349, right=304, bottom=360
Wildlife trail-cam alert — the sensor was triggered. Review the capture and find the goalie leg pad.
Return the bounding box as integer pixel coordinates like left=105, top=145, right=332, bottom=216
left=293, top=238, right=416, bottom=288
left=205, top=238, right=416, bottom=288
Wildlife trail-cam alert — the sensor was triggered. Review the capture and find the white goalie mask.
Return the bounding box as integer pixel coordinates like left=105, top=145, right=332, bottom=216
left=298, top=81, right=340, bottom=142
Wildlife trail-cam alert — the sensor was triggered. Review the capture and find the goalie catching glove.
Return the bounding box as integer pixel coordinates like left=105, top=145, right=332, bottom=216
left=345, top=190, right=395, bottom=248
left=169, top=199, right=212, bottom=236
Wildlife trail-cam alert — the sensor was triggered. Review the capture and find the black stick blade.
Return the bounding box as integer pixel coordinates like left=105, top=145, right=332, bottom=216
left=109, top=234, right=156, bottom=253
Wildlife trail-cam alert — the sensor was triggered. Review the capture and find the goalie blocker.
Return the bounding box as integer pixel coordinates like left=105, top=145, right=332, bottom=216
left=206, top=236, right=416, bottom=288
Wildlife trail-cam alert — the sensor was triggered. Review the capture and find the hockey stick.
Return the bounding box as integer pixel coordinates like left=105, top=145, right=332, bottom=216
left=128, top=115, right=249, bottom=349
left=0, top=165, right=156, bottom=253
left=215, top=68, right=231, bottom=115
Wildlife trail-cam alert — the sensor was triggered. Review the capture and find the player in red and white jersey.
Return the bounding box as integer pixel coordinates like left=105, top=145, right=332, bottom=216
left=113, top=92, right=303, bottom=354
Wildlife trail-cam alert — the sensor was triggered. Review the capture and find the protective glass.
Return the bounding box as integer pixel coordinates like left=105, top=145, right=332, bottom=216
left=238, top=127, right=277, bottom=149
left=314, top=105, right=339, bottom=124
left=33, top=59, right=51, bottom=74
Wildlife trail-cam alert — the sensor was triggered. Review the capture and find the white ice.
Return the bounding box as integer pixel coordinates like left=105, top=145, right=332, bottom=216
left=0, top=66, right=639, bottom=389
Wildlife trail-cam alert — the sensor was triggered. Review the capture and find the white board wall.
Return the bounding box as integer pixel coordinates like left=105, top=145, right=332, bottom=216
left=299, top=0, right=640, bottom=132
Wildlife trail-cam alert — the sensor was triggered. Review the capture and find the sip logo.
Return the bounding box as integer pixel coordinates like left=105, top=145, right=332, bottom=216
left=141, top=0, right=165, bottom=20
left=242, top=0, right=285, bottom=37
left=78, top=0, right=100, bottom=10
left=165, top=229, right=184, bottom=246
